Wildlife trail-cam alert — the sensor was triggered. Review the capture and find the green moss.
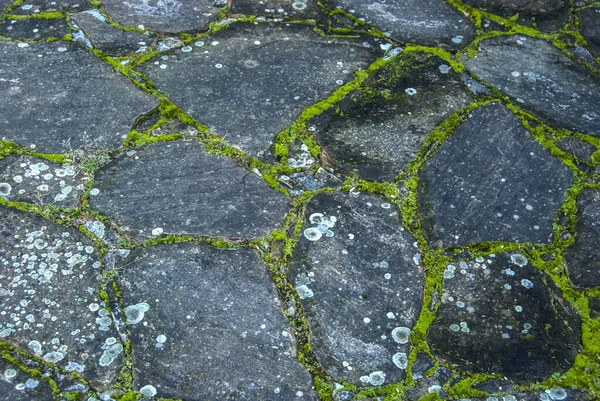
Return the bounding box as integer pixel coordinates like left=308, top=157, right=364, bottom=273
left=116, top=391, right=142, bottom=401
left=447, top=378, right=489, bottom=399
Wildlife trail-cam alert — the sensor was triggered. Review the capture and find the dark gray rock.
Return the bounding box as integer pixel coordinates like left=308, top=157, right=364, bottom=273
left=464, top=35, right=600, bottom=137
left=463, top=0, right=566, bottom=12
left=411, top=352, right=434, bottom=380
left=469, top=389, right=590, bottom=401
left=0, top=156, right=84, bottom=208
left=101, top=0, right=221, bottom=33
left=328, top=0, right=474, bottom=49
left=0, top=206, right=123, bottom=389
left=117, top=243, right=317, bottom=400
left=289, top=192, right=424, bottom=386
left=229, top=0, right=325, bottom=21
left=11, top=0, right=92, bottom=14
left=0, top=18, right=68, bottom=39
left=0, top=0, right=12, bottom=12
left=571, top=46, right=600, bottom=71
left=405, top=376, right=446, bottom=401
left=589, top=296, right=600, bottom=319
left=428, top=252, right=581, bottom=382
left=474, top=378, right=516, bottom=394
left=90, top=140, right=290, bottom=241
left=564, top=188, right=600, bottom=288
left=310, top=53, right=472, bottom=182
left=555, top=136, right=597, bottom=164
left=0, top=41, right=158, bottom=153
left=579, top=8, right=600, bottom=59
left=418, top=103, right=572, bottom=248
left=460, top=71, right=493, bottom=96
left=73, top=10, right=155, bottom=56
left=0, top=358, right=55, bottom=400
left=136, top=23, right=379, bottom=157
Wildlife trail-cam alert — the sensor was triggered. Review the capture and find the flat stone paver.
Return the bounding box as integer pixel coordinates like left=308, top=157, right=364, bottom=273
left=0, top=18, right=68, bottom=39
left=11, top=0, right=92, bottom=14
left=229, top=0, right=325, bottom=20
left=564, top=188, right=600, bottom=288
left=428, top=252, right=581, bottom=382
left=91, top=140, right=290, bottom=241
left=0, top=357, right=55, bottom=400
left=464, top=35, right=600, bottom=137
left=419, top=103, right=572, bottom=248
left=328, top=0, right=475, bottom=49
left=0, top=41, right=158, bottom=153
left=289, top=192, right=424, bottom=386
left=0, top=206, right=122, bottom=389
left=117, top=243, right=318, bottom=400
left=310, top=53, right=471, bottom=181
left=579, top=8, right=600, bottom=58
left=101, top=0, right=221, bottom=33
left=136, top=22, right=379, bottom=156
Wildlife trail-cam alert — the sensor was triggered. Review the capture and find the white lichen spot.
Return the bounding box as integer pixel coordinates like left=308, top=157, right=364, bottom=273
left=296, top=285, right=314, bottom=299
left=521, top=279, right=534, bottom=289
left=303, top=227, right=322, bottom=241
left=0, top=183, right=12, bottom=196
left=515, top=305, right=523, bottom=312
left=511, top=253, right=528, bottom=267
left=28, top=340, right=42, bottom=355
left=545, top=388, right=567, bottom=400
left=405, top=88, right=417, bottom=96
left=4, top=368, right=17, bottom=378
left=151, top=227, right=163, bottom=236
left=450, top=324, right=460, bottom=332
left=43, top=351, right=65, bottom=363
left=444, top=264, right=456, bottom=279
left=181, top=46, right=192, bottom=53
left=451, top=35, right=463, bottom=43
left=391, top=327, right=410, bottom=344
left=392, top=352, right=408, bottom=369
left=366, top=371, right=385, bottom=386
left=124, top=302, right=150, bottom=325
left=90, top=188, right=100, bottom=196
left=428, top=385, right=442, bottom=393
left=140, top=385, right=157, bottom=397
left=156, top=334, right=167, bottom=343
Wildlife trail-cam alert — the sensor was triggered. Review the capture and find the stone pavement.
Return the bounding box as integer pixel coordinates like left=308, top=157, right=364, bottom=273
left=0, top=0, right=599, bottom=400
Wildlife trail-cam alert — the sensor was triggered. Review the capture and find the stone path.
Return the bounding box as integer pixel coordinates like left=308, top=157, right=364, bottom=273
left=0, top=1, right=599, bottom=400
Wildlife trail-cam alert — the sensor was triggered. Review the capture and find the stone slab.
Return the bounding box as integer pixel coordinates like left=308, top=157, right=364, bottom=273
left=117, top=243, right=318, bottom=400
left=73, top=10, right=155, bottom=56
left=418, top=103, right=572, bottom=248
left=136, top=22, right=379, bottom=157
left=0, top=41, right=158, bottom=153
left=328, top=0, right=475, bottom=49
left=90, top=140, right=290, bottom=241
left=289, top=192, right=424, bottom=385
left=555, top=136, right=597, bottom=164
left=564, top=188, right=600, bottom=288
left=0, top=18, right=68, bottom=39
left=463, top=0, right=566, bottom=11
left=428, top=252, right=581, bottom=382
left=579, top=8, right=600, bottom=59
left=310, top=53, right=471, bottom=181
left=101, top=0, right=221, bottom=33
left=229, top=0, right=325, bottom=21
left=464, top=35, right=600, bottom=137
left=0, top=357, right=55, bottom=400
left=11, top=0, right=92, bottom=14
left=0, top=156, right=84, bottom=208
left=0, top=205, right=122, bottom=388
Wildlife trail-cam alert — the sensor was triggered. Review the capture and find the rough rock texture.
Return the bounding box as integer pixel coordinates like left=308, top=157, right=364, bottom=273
left=464, top=35, right=600, bottom=137
left=555, top=136, right=597, bottom=164
left=73, top=10, right=155, bottom=56
left=11, top=0, right=92, bottom=14
left=579, top=8, right=600, bottom=59
left=90, top=140, right=290, bottom=241
left=0, top=206, right=122, bottom=388
left=229, top=0, right=325, bottom=21
left=0, top=41, right=158, bottom=153
left=0, top=156, right=84, bottom=208
left=418, top=103, right=572, bottom=248
left=0, top=18, right=68, bottom=39
left=564, top=188, right=600, bottom=288
left=328, top=0, right=475, bottom=49
left=428, top=252, right=581, bottom=382
left=462, top=0, right=566, bottom=12
left=0, top=357, right=55, bottom=400
left=101, top=0, right=221, bottom=33
left=136, top=22, right=379, bottom=156
left=117, top=243, right=318, bottom=400
left=289, top=192, right=424, bottom=386
left=310, top=53, right=472, bottom=181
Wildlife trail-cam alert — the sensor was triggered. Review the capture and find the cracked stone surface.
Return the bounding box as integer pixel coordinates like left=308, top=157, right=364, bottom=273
left=0, top=156, right=85, bottom=208
left=579, top=8, right=600, bottom=59
left=464, top=35, right=600, bottom=137
left=328, top=0, right=475, bottom=49
left=289, top=192, right=424, bottom=386
left=0, top=41, right=158, bottom=153
left=0, top=357, right=55, bottom=400
left=229, top=0, right=325, bottom=20
left=564, top=188, right=600, bottom=288
left=117, top=243, right=318, bottom=400
left=0, top=18, right=68, bottom=39
left=0, top=206, right=122, bottom=389
left=101, top=0, right=222, bottom=33
left=91, top=140, right=290, bottom=241
left=310, top=52, right=471, bottom=181
left=419, top=103, right=572, bottom=248
left=137, top=22, right=380, bottom=157
left=11, top=0, right=92, bottom=14
left=428, top=252, right=581, bottom=382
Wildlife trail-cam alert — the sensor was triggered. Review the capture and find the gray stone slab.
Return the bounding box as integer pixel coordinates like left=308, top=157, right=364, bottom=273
left=101, top=0, right=221, bottom=33
left=229, top=0, right=325, bottom=21
left=410, top=352, right=434, bottom=381
left=0, top=41, right=158, bottom=153
left=11, top=0, right=92, bottom=14
left=579, top=8, right=600, bottom=59
left=428, top=252, right=581, bottom=382
left=136, top=22, right=379, bottom=157
left=405, top=376, right=446, bottom=400
left=73, top=10, right=155, bottom=56
left=328, top=0, right=474, bottom=49
left=0, top=205, right=123, bottom=388
left=418, top=103, right=572, bottom=249
left=0, top=0, right=12, bottom=12
left=589, top=296, right=600, bottom=319
left=310, top=53, right=472, bottom=182
left=555, top=136, right=597, bottom=164
left=289, top=192, right=424, bottom=386
left=0, top=18, right=68, bottom=39
left=464, top=35, right=600, bottom=137
left=462, top=0, right=567, bottom=12
left=0, top=156, right=85, bottom=208
left=90, top=140, right=290, bottom=241
left=468, top=389, right=590, bottom=401
left=0, top=358, right=55, bottom=400
left=564, top=188, right=600, bottom=288
left=117, top=243, right=317, bottom=400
